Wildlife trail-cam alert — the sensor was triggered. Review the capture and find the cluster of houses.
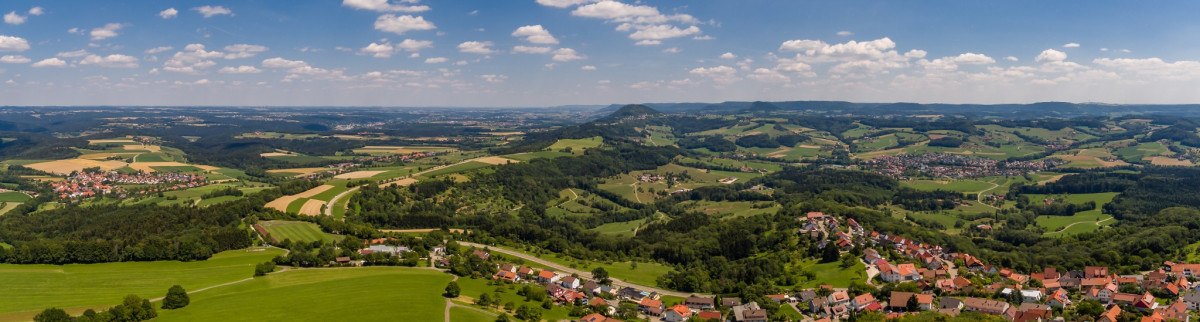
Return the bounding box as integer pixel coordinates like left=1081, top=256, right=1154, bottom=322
left=797, top=210, right=1200, bottom=322
left=51, top=170, right=207, bottom=199
left=865, top=153, right=1061, bottom=179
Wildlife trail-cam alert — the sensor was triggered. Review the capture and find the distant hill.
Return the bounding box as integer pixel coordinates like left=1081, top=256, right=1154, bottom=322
left=599, top=101, right=1200, bottom=118
left=598, top=104, right=663, bottom=122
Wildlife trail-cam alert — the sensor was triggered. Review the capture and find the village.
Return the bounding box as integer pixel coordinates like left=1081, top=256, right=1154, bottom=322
left=50, top=170, right=207, bottom=200
left=865, top=154, right=1063, bottom=179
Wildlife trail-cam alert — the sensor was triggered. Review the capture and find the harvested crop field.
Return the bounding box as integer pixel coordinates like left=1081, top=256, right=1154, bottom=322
left=266, top=168, right=326, bottom=176
left=77, top=152, right=139, bottom=160
left=259, top=152, right=292, bottom=157
left=298, top=199, right=326, bottom=216
left=265, top=196, right=300, bottom=212
left=471, top=156, right=519, bottom=165
left=123, top=144, right=161, bottom=152
left=294, top=185, right=335, bottom=198
left=26, top=159, right=127, bottom=175
left=1147, top=156, right=1193, bottom=166
left=353, top=146, right=455, bottom=154
left=87, top=139, right=136, bottom=145
left=380, top=178, right=418, bottom=188
left=129, top=162, right=219, bottom=172
left=334, top=171, right=386, bottom=179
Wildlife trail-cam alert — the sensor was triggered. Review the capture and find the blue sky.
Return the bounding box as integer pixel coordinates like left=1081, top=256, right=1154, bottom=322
left=0, top=0, right=1199, bottom=106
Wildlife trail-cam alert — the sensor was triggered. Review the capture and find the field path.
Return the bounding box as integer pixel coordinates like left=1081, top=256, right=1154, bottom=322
left=1054, top=216, right=1114, bottom=234
left=975, top=182, right=1002, bottom=210
left=457, top=242, right=705, bottom=298
left=322, top=186, right=360, bottom=217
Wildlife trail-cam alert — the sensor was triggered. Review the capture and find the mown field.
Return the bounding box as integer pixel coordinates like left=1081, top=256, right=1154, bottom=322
left=1031, top=192, right=1119, bottom=237
left=0, top=247, right=285, bottom=322
left=155, top=267, right=451, bottom=322
left=259, top=220, right=341, bottom=243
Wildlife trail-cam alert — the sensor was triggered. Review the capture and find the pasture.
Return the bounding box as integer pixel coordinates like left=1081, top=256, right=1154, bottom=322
left=545, top=136, right=603, bottom=154
left=0, top=247, right=285, bottom=321
left=155, top=267, right=452, bottom=322
left=1031, top=192, right=1119, bottom=237
left=258, top=220, right=341, bottom=243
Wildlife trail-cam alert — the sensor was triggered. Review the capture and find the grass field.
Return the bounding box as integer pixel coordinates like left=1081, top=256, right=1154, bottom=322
left=1031, top=192, right=1119, bottom=237
left=155, top=267, right=452, bottom=322
left=589, top=218, right=645, bottom=237
left=420, top=161, right=494, bottom=178
left=450, top=306, right=496, bottom=322
left=0, top=247, right=285, bottom=321
left=503, top=150, right=573, bottom=161
left=790, top=258, right=867, bottom=288
left=134, top=153, right=173, bottom=162
left=456, top=277, right=572, bottom=321
left=259, top=220, right=341, bottom=243
left=902, top=179, right=995, bottom=193
left=546, top=136, right=603, bottom=154
left=0, top=191, right=32, bottom=202
left=679, top=200, right=780, bottom=219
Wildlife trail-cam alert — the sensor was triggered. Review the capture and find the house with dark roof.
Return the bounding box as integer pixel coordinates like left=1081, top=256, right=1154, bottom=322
left=684, top=295, right=715, bottom=310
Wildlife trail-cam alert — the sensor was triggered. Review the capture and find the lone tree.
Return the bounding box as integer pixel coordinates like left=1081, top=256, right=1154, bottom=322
left=162, top=285, right=190, bottom=309
left=592, top=267, right=611, bottom=285
left=444, top=281, right=461, bottom=298
left=33, top=308, right=71, bottom=322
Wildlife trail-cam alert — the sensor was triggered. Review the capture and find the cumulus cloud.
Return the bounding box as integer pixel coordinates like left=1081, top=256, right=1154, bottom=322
left=512, top=46, right=552, bottom=54
left=28, top=7, right=43, bottom=16
left=162, top=44, right=225, bottom=74
left=564, top=0, right=703, bottom=45
left=374, top=15, right=436, bottom=35
left=90, top=23, right=124, bottom=41
left=689, top=65, right=739, bottom=84
left=219, top=65, right=262, bottom=74
left=0, top=35, right=30, bottom=52
left=79, top=54, right=139, bottom=68
left=359, top=40, right=428, bottom=58
left=424, top=57, right=447, bottom=64
left=342, top=0, right=430, bottom=13
left=457, top=41, right=494, bottom=54
left=480, top=74, right=507, bottom=83
left=747, top=68, right=790, bottom=83
left=1036, top=49, right=1067, bottom=63
left=223, top=44, right=268, bottom=59
left=512, top=25, right=559, bottom=44
left=0, top=55, right=30, bottom=64
left=580, top=65, right=597, bottom=71
left=1063, top=43, right=1081, bottom=48
left=836, top=31, right=854, bottom=37
left=1005, top=56, right=1019, bottom=62
left=145, top=46, right=174, bottom=55
left=193, top=6, right=233, bottom=18
left=4, top=11, right=26, bottom=25
left=552, top=48, right=585, bottom=61
left=536, top=0, right=595, bottom=8
left=159, top=8, right=178, bottom=19
left=261, top=57, right=308, bottom=69
left=31, top=58, right=67, bottom=68
left=56, top=50, right=90, bottom=58
left=720, top=52, right=736, bottom=59
left=662, top=47, right=680, bottom=54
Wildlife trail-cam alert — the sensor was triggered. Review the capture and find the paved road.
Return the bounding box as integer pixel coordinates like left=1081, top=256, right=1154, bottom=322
left=458, top=241, right=705, bottom=298
left=322, top=186, right=360, bottom=217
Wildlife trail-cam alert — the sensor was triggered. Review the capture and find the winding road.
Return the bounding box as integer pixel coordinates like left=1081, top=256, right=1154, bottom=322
left=457, top=241, right=704, bottom=298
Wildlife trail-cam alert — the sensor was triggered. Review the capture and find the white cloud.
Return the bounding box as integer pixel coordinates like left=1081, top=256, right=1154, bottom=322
left=79, top=54, right=139, bottom=68
left=512, top=45, right=552, bottom=54
left=4, top=11, right=26, bottom=25
left=720, top=52, right=736, bottom=59
left=31, top=58, right=67, bottom=68
left=159, top=8, right=178, bottom=19
left=0, top=35, right=31, bottom=52
left=0, top=55, right=30, bottom=64
left=480, top=74, right=507, bottom=83
left=951, top=53, right=995, bottom=65
left=512, top=25, right=559, bottom=44
left=342, top=0, right=430, bottom=13
left=580, top=65, right=596, bottom=71
left=837, top=31, right=854, bottom=37
left=145, top=46, right=174, bottom=55
left=219, top=65, right=262, bottom=74
left=56, top=50, right=90, bottom=58
left=1005, top=56, right=1019, bottom=62
left=748, top=68, right=790, bottom=83
left=193, top=6, right=233, bottom=18
left=1063, top=43, right=1081, bottom=48
left=572, top=1, right=659, bottom=19
left=374, top=15, right=436, bottom=35
left=424, top=57, right=447, bottom=64
left=689, top=65, right=739, bottom=84
left=261, top=57, right=308, bottom=69
left=361, top=42, right=394, bottom=58
left=457, top=41, right=494, bottom=54
left=1093, top=57, right=1200, bottom=81
left=552, top=48, right=585, bottom=61
left=90, top=23, right=124, bottom=41
left=28, top=7, right=43, bottom=16
left=628, top=25, right=700, bottom=41
left=662, top=47, right=680, bottom=54
left=536, top=0, right=595, bottom=8
left=634, top=40, right=661, bottom=46
left=395, top=39, right=432, bottom=51
left=1035, top=49, right=1067, bottom=63
left=223, top=44, right=268, bottom=59
left=162, top=44, right=224, bottom=74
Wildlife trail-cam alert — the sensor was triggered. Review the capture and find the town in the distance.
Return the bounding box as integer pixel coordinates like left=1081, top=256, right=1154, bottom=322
left=3, top=102, right=1200, bottom=322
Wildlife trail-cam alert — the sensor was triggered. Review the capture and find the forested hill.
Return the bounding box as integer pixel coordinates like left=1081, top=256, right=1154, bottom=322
left=599, top=101, right=1200, bottom=117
